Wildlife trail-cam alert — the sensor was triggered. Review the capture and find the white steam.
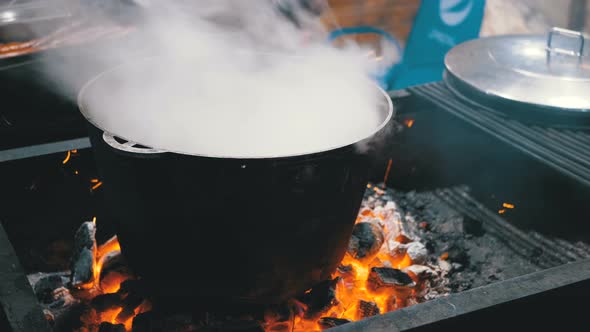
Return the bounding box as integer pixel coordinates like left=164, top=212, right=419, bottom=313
left=66, top=1, right=389, bottom=158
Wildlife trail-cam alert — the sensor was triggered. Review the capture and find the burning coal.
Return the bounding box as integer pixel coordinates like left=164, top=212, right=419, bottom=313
left=29, top=183, right=450, bottom=332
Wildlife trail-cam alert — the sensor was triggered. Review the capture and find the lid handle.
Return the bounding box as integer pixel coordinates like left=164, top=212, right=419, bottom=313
left=546, top=27, right=585, bottom=57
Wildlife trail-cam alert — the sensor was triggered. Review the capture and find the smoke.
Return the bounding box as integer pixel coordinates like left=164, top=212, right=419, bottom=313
left=48, top=0, right=391, bottom=158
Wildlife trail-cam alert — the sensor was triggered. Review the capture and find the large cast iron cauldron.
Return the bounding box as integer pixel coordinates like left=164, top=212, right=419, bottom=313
left=78, top=58, right=394, bottom=305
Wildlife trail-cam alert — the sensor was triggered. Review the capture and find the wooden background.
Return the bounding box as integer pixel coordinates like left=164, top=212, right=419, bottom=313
left=321, top=0, right=421, bottom=47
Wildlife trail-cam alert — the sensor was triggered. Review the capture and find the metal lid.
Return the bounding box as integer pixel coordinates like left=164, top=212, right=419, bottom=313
left=444, top=27, right=590, bottom=116
left=0, top=1, right=71, bottom=26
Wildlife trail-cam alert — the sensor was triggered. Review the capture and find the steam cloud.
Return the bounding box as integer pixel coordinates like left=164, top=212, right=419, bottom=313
left=50, top=0, right=391, bottom=158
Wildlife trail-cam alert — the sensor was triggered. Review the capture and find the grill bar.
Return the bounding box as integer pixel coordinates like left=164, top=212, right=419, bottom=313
left=409, top=83, right=590, bottom=187
left=433, top=188, right=568, bottom=269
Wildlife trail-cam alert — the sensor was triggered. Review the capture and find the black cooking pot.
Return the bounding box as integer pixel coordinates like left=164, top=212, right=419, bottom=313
left=79, top=58, right=394, bottom=305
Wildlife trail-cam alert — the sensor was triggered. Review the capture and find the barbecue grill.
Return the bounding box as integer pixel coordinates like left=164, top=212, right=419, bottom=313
left=1, top=30, right=590, bottom=331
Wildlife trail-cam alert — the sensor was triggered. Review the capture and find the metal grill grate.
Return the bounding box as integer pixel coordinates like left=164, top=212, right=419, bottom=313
left=409, top=82, right=590, bottom=187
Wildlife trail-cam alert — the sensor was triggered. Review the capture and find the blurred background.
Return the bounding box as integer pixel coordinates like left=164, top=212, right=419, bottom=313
left=2, top=0, right=589, bottom=50
left=2, top=0, right=586, bottom=90
left=322, top=0, right=590, bottom=43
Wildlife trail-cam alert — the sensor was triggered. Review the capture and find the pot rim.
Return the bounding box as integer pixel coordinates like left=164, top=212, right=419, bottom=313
left=77, top=56, right=394, bottom=159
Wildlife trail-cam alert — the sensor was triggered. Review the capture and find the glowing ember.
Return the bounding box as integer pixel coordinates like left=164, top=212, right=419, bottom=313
left=404, top=119, right=415, bottom=128
left=272, top=182, right=451, bottom=332
left=49, top=183, right=448, bottom=332
left=383, top=158, right=393, bottom=185
left=499, top=209, right=506, bottom=214
left=66, top=230, right=147, bottom=332
left=91, top=181, right=104, bottom=190
left=62, top=151, right=71, bottom=164
left=502, top=203, right=515, bottom=209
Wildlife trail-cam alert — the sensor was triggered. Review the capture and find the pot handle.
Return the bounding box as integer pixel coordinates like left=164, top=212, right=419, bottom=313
left=546, top=27, right=585, bottom=58
left=102, top=132, right=165, bottom=154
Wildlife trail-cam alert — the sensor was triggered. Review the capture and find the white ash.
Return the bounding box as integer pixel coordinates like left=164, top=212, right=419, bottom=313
left=404, top=265, right=435, bottom=278
left=356, top=184, right=452, bottom=302
left=405, top=242, right=428, bottom=265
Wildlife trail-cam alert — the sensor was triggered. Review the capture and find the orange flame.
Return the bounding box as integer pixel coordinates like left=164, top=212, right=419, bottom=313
left=502, top=203, right=515, bottom=209
left=97, top=236, right=121, bottom=259
left=319, top=250, right=414, bottom=325
left=91, top=182, right=103, bottom=190
left=294, top=193, right=422, bottom=329
left=405, top=119, right=415, bottom=128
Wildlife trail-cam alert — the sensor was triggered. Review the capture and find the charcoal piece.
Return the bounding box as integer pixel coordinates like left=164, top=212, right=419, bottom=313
left=122, top=292, right=145, bottom=311
left=115, top=307, right=136, bottom=325
left=336, top=264, right=355, bottom=282
left=264, top=304, right=292, bottom=324
left=463, top=215, right=484, bottom=237
left=367, top=267, right=416, bottom=294
left=347, top=222, right=384, bottom=261
left=395, top=234, right=413, bottom=244
left=357, top=300, right=380, bottom=319
left=404, top=265, right=435, bottom=281
left=115, top=293, right=145, bottom=324
left=74, top=221, right=96, bottom=249
left=52, top=303, right=95, bottom=332
left=419, top=222, right=430, bottom=231
left=337, top=264, right=353, bottom=275
left=48, top=287, right=77, bottom=309
left=99, top=250, right=130, bottom=278
left=424, top=240, right=436, bottom=254
left=43, top=308, right=55, bottom=323
left=445, top=244, right=470, bottom=267
left=263, top=311, right=294, bottom=332
left=71, top=248, right=94, bottom=287
left=406, top=242, right=428, bottom=265
left=438, top=259, right=452, bottom=273
left=449, top=280, right=473, bottom=293
left=28, top=272, right=69, bottom=303
left=317, top=317, right=352, bottom=330
left=385, top=296, right=398, bottom=312
left=118, top=279, right=146, bottom=296
left=389, top=241, right=409, bottom=258
left=91, top=293, right=123, bottom=312
left=70, top=221, right=97, bottom=288
left=296, top=278, right=340, bottom=319
left=452, top=262, right=465, bottom=272
left=99, top=322, right=126, bottom=332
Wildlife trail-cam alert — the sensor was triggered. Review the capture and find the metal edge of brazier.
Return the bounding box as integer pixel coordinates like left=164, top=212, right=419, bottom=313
left=329, top=258, right=590, bottom=332
left=0, top=222, right=52, bottom=332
